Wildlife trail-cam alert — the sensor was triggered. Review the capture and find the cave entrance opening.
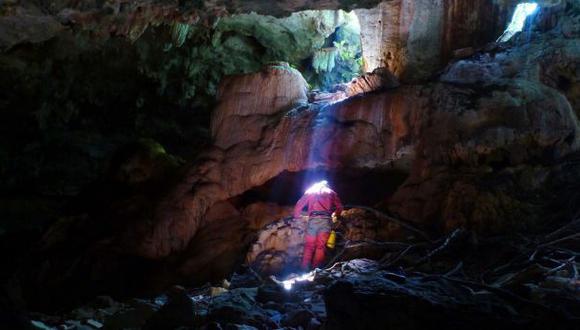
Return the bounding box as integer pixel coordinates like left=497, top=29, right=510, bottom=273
left=497, top=2, right=539, bottom=42
left=233, top=168, right=408, bottom=211
left=305, top=10, right=364, bottom=91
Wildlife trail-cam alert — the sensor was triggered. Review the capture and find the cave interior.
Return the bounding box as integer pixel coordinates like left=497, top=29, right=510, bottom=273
left=0, top=0, right=579, bottom=329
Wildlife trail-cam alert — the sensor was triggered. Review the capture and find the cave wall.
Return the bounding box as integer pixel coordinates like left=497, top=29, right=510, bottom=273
left=0, top=4, right=368, bottom=233
left=2, top=0, right=579, bottom=305
left=0, top=0, right=537, bottom=223
left=355, top=0, right=518, bottom=81
left=114, top=0, right=579, bottom=262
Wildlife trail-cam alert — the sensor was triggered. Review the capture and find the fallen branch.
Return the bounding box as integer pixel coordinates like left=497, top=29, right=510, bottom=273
left=445, top=262, right=464, bottom=277
left=409, top=228, right=464, bottom=270
left=538, top=233, right=580, bottom=248
left=325, top=239, right=410, bottom=267
left=544, top=218, right=580, bottom=240
left=380, top=244, right=414, bottom=267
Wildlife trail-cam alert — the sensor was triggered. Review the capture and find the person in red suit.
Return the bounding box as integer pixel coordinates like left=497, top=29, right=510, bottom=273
left=294, top=180, right=343, bottom=270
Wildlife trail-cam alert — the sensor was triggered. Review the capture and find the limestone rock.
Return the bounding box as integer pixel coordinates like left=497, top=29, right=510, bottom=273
left=242, top=202, right=293, bottom=231
left=389, top=80, right=580, bottom=231
left=0, top=0, right=383, bottom=50
left=246, top=208, right=406, bottom=275
left=355, top=0, right=518, bottom=81
left=246, top=217, right=308, bottom=275
left=389, top=16, right=580, bottom=231
left=342, top=67, right=400, bottom=97
left=176, top=201, right=254, bottom=285
left=20, top=3, right=580, bottom=303
left=322, top=260, right=559, bottom=330
left=212, top=63, right=308, bottom=149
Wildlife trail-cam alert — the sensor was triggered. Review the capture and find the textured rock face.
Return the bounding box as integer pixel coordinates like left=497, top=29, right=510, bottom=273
left=212, top=63, right=309, bottom=149
left=174, top=201, right=291, bottom=285
left=389, top=79, right=580, bottom=229
left=342, top=67, right=401, bottom=97
left=12, top=0, right=580, bottom=306
left=158, top=1, right=579, bottom=261
left=246, top=208, right=406, bottom=274
left=136, top=72, right=424, bottom=261
left=389, top=3, right=580, bottom=230
left=31, top=8, right=579, bottom=295
left=356, top=0, right=517, bottom=81
left=0, top=0, right=384, bottom=51
left=246, top=217, right=308, bottom=275
left=322, top=259, right=570, bottom=330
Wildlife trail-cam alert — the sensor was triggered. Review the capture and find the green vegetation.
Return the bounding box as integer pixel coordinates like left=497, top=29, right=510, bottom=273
left=137, top=9, right=364, bottom=105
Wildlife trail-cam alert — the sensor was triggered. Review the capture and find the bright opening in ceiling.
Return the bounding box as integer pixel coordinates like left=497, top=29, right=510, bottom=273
left=497, top=3, right=539, bottom=42
left=307, top=10, right=363, bottom=91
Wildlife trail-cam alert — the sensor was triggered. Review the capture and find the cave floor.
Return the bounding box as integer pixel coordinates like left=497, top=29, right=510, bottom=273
left=28, top=217, right=580, bottom=330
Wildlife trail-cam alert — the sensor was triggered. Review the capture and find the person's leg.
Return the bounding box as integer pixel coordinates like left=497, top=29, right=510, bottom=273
left=312, top=217, right=332, bottom=268
left=312, top=231, right=330, bottom=268
left=301, top=220, right=317, bottom=270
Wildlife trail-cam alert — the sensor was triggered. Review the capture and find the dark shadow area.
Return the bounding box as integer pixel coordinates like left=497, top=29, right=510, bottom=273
left=233, top=167, right=408, bottom=208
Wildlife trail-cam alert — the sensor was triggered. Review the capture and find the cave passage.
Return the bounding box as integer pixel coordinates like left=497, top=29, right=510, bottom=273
left=233, top=168, right=408, bottom=209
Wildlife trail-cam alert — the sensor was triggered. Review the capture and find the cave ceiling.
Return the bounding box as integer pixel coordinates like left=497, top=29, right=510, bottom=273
left=0, top=0, right=384, bottom=51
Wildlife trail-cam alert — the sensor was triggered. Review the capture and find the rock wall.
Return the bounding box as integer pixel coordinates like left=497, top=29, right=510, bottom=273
left=120, top=0, right=580, bottom=261
left=247, top=208, right=406, bottom=275
left=9, top=0, right=580, bottom=306
left=0, top=0, right=385, bottom=52
left=211, top=63, right=309, bottom=149
left=0, top=4, right=377, bottom=234
left=356, top=0, right=517, bottom=81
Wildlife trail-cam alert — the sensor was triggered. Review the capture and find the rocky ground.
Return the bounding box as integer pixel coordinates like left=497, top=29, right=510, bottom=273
left=26, top=214, right=580, bottom=329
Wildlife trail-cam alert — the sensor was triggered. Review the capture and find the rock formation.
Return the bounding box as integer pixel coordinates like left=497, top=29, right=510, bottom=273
left=355, top=0, right=519, bottom=81
left=0, top=1, right=579, bottom=321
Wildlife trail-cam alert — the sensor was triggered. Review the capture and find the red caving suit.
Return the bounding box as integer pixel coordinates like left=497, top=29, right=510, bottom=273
left=294, top=188, right=343, bottom=270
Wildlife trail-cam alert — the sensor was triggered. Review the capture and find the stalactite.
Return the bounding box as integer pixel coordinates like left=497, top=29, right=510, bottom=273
left=312, top=47, right=337, bottom=73
left=171, top=22, right=191, bottom=47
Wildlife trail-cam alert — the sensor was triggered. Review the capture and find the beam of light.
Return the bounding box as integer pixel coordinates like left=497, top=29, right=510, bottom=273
left=497, top=3, right=539, bottom=42
left=300, top=10, right=362, bottom=190
left=304, top=180, right=332, bottom=195
left=279, top=270, right=317, bottom=291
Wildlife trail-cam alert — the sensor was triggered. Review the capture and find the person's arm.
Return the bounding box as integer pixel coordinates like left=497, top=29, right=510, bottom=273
left=294, top=195, right=309, bottom=218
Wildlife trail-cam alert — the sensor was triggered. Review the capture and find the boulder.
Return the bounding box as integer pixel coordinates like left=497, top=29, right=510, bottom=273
left=144, top=286, right=195, bottom=329
left=246, top=217, right=308, bottom=275
left=322, top=260, right=561, bottom=330
left=246, top=208, right=406, bottom=275
left=207, top=288, right=277, bottom=329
